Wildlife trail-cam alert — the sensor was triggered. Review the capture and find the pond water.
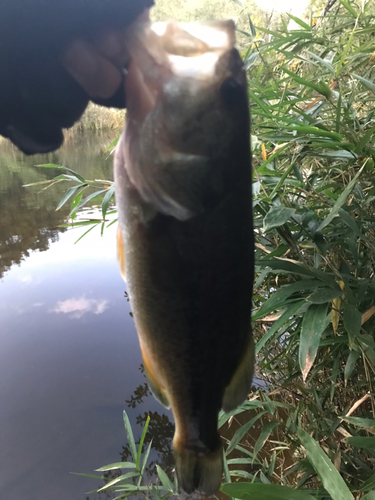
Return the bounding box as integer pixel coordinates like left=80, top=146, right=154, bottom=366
left=0, top=133, right=174, bottom=500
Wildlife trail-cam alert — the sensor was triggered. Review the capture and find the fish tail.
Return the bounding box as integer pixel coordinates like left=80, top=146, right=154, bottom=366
left=174, top=441, right=223, bottom=495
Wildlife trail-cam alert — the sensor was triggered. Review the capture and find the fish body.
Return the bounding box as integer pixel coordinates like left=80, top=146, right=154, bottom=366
left=115, top=19, right=254, bottom=495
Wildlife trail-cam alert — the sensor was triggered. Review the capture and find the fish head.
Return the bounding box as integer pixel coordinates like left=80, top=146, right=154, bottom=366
left=123, top=19, right=250, bottom=220
left=153, top=22, right=248, bottom=157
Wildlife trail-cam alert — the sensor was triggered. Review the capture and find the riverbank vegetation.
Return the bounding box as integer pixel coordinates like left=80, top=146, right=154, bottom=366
left=42, top=0, right=375, bottom=498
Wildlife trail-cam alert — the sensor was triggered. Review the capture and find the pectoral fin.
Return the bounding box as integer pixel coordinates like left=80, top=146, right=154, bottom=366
left=222, top=334, right=254, bottom=412
left=146, top=152, right=215, bottom=221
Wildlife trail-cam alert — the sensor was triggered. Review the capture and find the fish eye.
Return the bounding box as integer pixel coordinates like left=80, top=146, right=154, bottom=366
left=220, top=77, right=242, bottom=105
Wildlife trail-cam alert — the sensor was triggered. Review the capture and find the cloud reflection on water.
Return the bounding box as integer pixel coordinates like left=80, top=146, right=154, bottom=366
left=51, top=296, right=109, bottom=319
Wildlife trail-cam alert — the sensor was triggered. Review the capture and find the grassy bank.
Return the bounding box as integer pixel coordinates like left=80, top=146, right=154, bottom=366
left=66, top=102, right=125, bottom=135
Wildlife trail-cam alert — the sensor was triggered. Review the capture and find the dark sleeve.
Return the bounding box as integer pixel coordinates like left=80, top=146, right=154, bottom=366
left=0, top=0, right=154, bottom=154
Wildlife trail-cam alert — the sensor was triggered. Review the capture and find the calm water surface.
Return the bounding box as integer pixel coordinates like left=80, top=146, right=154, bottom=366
left=0, top=134, right=173, bottom=500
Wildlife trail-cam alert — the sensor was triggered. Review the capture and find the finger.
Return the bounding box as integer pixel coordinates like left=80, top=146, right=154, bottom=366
left=63, top=40, right=122, bottom=99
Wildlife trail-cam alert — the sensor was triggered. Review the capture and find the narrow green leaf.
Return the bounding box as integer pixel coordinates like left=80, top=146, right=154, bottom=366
left=223, top=449, right=232, bottom=487
left=269, top=162, right=296, bottom=199
left=136, top=415, right=150, bottom=470
left=61, top=167, right=86, bottom=183
left=331, top=355, right=340, bottom=402
left=102, top=183, right=116, bottom=219
left=336, top=92, right=342, bottom=133
left=249, top=88, right=273, bottom=117
left=318, top=166, right=364, bottom=231
left=283, top=67, right=331, bottom=96
left=352, top=74, right=375, bottom=92
left=74, top=224, right=98, bottom=244
left=361, top=492, right=375, bottom=500
left=138, top=440, right=152, bottom=487
left=355, top=126, right=375, bottom=154
left=343, top=417, right=375, bottom=429
left=257, top=144, right=289, bottom=174
left=305, top=50, right=334, bottom=73
left=339, top=0, right=358, bottom=17
left=97, top=472, right=140, bottom=492
left=226, top=411, right=266, bottom=455
left=361, top=475, right=375, bottom=492
left=270, top=124, right=342, bottom=142
left=71, top=472, right=103, bottom=479
left=70, top=188, right=108, bottom=216
left=248, top=14, right=256, bottom=36
left=343, top=303, right=362, bottom=341
left=318, top=150, right=357, bottom=160
left=345, top=437, right=375, bottom=451
left=297, top=428, right=354, bottom=500
left=263, top=205, right=295, bottom=231
left=253, top=421, right=278, bottom=460
left=299, top=303, right=328, bottom=381
left=338, top=209, right=364, bottom=239
left=308, top=288, right=341, bottom=304
left=105, top=135, right=120, bottom=152
left=106, top=218, right=118, bottom=228
left=71, top=190, right=83, bottom=215
left=255, top=258, right=337, bottom=287
left=123, top=410, right=137, bottom=463
left=221, top=482, right=316, bottom=499
left=151, top=487, right=163, bottom=500
left=287, top=13, right=311, bottom=31
left=96, top=462, right=136, bottom=472
left=344, top=351, right=360, bottom=384
left=23, top=179, right=59, bottom=187
left=255, top=300, right=305, bottom=354
left=56, top=184, right=87, bottom=211
left=36, top=165, right=86, bottom=182
left=35, top=163, right=63, bottom=169
left=254, top=279, right=319, bottom=320
left=61, top=220, right=99, bottom=228
left=156, top=465, right=174, bottom=492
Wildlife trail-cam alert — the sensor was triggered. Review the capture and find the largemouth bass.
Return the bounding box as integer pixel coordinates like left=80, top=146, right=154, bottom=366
left=115, top=18, right=254, bottom=495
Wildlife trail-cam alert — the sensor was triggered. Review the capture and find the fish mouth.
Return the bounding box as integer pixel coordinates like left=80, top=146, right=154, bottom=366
left=123, top=18, right=239, bottom=122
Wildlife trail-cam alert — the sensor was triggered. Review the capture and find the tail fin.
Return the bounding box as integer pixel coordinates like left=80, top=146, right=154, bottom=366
left=174, top=444, right=223, bottom=495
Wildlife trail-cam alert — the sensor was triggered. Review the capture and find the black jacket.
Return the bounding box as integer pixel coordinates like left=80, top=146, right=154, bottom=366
left=0, top=0, right=153, bottom=154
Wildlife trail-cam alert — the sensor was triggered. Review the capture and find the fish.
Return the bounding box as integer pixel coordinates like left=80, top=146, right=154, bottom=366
left=114, top=18, right=254, bottom=495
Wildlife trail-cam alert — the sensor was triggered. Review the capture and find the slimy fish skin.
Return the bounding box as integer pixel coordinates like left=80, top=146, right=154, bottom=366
left=115, top=18, right=254, bottom=496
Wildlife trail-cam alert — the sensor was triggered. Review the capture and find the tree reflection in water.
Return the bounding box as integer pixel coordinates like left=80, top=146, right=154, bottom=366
left=122, top=364, right=175, bottom=476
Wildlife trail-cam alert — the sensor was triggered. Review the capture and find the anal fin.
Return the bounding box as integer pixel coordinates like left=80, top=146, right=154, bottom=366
left=140, top=346, right=170, bottom=408
left=117, top=225, right=126, bottom=282
left=222, top=334, right=254, bottom=413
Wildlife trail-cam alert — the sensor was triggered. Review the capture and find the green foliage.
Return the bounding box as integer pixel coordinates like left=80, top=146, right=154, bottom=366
left=30, top=163, right=117, bottom=242
left=78, top=411, right=178, bottom=499
left=247, top=0, right=375, bottom=497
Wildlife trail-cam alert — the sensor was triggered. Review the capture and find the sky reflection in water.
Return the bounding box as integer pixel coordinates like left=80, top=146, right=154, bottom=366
left=0, top=137, right=172, bottom=500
